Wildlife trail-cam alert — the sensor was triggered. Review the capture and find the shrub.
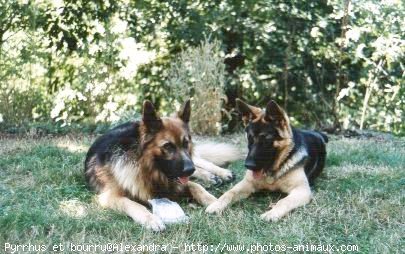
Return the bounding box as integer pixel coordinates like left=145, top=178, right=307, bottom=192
left=166, top=39, right=226, bottom=135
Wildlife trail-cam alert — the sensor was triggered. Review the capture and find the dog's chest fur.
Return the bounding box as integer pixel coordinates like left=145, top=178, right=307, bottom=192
left=111, top=156, right=185, bottom=202
left=110, top=156, right=151, bottom=201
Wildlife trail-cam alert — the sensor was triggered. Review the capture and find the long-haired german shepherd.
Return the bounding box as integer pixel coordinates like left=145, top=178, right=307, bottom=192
left=206, top=99, right=328, bottom=221
left=85, top=100, right=238, bottom=231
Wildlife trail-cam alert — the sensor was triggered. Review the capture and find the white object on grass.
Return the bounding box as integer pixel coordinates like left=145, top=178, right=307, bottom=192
left=148, top=198, right=189, bottom=224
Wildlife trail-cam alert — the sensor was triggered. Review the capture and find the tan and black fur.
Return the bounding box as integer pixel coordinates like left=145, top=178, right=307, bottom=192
left=85, top=100, right=237, bottom=231
left=206, top=99, right=328, bottom=221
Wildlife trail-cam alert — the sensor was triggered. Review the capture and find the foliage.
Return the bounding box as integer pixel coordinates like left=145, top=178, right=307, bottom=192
left=0, top=0, right=403, bottom=134
left=334, top=0, right=404, bottom=133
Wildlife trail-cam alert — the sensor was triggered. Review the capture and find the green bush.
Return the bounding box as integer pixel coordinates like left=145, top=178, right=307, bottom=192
left=0, top=0, right=403, bottom=135
left=166, top=39, right=226, bottom=135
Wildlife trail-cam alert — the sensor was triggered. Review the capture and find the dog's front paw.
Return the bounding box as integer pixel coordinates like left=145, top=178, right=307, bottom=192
left=210, top=175, right=223, bottom=186
left=144, top=215, right=166, bottom=232
left=217, top=169, right=235, bottom=182
left=205, top=201, right=226, bottom=214
left=260, top=209, right=285, bottom=222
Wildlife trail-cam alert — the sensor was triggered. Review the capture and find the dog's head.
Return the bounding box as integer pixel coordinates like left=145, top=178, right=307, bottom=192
left=140, top=100, right=194, bottom=184
left=236, top=99, right=293, bottom=179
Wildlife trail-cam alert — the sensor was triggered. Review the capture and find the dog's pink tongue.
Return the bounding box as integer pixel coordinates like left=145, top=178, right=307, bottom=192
left=178, top=176, right=189, bottom=184
left=252, top=170, right=265, bottom=180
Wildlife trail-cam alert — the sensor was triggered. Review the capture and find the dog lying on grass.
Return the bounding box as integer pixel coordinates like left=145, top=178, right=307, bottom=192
left=84, top=100, right=239, bottom=231
left=206, top=99, right=328, bottom=221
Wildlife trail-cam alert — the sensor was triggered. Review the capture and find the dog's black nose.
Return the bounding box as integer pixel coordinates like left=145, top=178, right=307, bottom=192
left=183, top=160, right=195, bottom=176
left=245, top=158, right=258, bottom=170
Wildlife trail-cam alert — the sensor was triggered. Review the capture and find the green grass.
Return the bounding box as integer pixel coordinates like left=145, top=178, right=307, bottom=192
left=0, top=134, right=404, bottom=253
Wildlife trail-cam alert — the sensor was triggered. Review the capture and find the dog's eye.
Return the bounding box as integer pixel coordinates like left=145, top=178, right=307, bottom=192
left=162, top=142, right=176, bottom=153
left=183, top=139, right=189, bottom=148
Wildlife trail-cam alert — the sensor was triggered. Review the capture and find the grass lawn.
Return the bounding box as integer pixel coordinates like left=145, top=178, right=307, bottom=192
left=0, top=133, right=404, bottom=253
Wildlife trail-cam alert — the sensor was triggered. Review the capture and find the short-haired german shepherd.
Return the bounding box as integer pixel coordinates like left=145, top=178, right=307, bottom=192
left=85, top=100, right=238, bottom=231
left=206, top=99, right=328, bottom=221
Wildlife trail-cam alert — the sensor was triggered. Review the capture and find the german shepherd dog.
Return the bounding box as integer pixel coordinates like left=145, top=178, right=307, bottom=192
left=85, top=100, right=238, bottom=231
left=206, top=99, right=328, bottom=221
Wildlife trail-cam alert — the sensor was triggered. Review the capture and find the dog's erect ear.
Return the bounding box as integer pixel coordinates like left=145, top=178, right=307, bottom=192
left=177, top=99, right=191, bottom=123
left=265, top=100, right=287, bottom=121
left=235, top=99, right=261, bottom=125
left=265, top=100, right=291, bottom=138
left=142, top=100, right=163, bottom=131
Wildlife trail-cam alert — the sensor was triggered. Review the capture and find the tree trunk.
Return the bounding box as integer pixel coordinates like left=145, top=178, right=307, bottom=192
left=333, top=0, right=351, bottom=129
left=360, top=59, right=384, bottom=130
left=283, top=25, right=295, bottom=111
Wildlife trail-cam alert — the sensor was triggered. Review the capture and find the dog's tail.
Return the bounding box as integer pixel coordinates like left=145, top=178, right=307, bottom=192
left=194, top=142, right=242, bottom=166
